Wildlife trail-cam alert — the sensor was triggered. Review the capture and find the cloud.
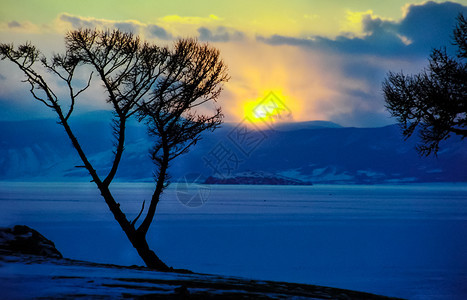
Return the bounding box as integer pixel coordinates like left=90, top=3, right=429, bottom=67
left=157, top=14, right=224, bottom=37
left=364, top=1, right=466, bottom=52
left=258, top=1, right=467, bottom=57
left=59, top=13, right=103, bottom=29
left=57, top=13, right=242, bottom=42
left=398, top=1, right=465, bottom=49
left=58, top=13, right=176, bottom=40
left=1, top=20, right=41, bottom=33
left=8, top=21, right=21, bottom=28
left=114, top=22, right=140, bottom=34
left=341, top=10, right=382, bottom=36
left=250, top=1, right=467, bottom=127
left=59, top=13, right=144, bottom=34
left=198, top=26, right=245, bottom=42
left=257, top=33, right=407, bottom=56
left=216, top=39, right=401, bottom=127
left=147, top=24, right=172, bottom=40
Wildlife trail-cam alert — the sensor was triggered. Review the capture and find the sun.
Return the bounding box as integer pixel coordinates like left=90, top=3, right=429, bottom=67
left=243, top=91, right=293, bottom=126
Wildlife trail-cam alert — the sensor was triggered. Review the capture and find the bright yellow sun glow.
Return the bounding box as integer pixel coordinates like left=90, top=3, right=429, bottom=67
left=219, top=42, right=318, bottom=125
left=242, top=90, right=294, bottom=126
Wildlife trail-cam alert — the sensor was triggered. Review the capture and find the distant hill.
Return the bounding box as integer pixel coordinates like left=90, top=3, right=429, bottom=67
left=205, top=171, right=313, bottom=185
left=1, top=116, right=466, bottom=184
left=222, top=120, right=343, bottom=132
left=272, top=120, right=343, bottom=131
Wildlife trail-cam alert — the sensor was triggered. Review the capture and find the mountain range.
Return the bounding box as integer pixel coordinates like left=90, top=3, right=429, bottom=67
left=1, top=113, right=466, bottom=184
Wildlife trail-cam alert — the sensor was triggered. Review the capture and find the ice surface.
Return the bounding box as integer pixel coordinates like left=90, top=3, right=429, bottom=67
left=1, top=182, right=466, bottom=299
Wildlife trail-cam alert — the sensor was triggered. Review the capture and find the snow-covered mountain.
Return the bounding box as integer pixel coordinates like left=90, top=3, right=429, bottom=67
left=1, top=116, right=466, bottom=183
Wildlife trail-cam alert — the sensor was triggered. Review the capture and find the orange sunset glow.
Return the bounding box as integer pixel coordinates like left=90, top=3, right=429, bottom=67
left=2, top=1, right=463, bottom=128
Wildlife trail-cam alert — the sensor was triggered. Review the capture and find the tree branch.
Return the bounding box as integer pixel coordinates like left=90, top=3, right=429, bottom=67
left=131, top=200, right=145, bottom=227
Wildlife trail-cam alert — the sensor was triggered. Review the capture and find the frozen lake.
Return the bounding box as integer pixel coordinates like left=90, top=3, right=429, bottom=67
left=1, top=182, right=467, bottom=299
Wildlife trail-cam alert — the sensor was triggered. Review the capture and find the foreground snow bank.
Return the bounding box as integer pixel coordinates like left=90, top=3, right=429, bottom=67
left=0, top=251, right=402, bottom=300
left=0, top=225, right=399, bottom=299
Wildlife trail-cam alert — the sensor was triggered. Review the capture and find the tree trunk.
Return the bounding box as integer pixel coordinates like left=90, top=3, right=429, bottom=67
left=60, top=119, right=169, bottom=271
left=129, top=232, right=170, bottom=271
left=97, top=184, right=170, bottom=271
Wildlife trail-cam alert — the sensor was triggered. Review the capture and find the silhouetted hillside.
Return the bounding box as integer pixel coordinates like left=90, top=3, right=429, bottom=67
left=1, top=116, right=465, bottom=183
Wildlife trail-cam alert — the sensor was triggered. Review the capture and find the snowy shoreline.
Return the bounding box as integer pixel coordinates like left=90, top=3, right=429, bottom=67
left=1, top=249, right=402, bottom=299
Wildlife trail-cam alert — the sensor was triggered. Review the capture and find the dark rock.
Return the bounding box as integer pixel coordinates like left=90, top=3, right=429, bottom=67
left=0, top=225, right=62, bottom=258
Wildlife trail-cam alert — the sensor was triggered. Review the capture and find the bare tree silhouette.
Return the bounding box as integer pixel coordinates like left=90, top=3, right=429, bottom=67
left=0, top=29, right=228, bottom=270
left=382, top=14, right=466, bottom=156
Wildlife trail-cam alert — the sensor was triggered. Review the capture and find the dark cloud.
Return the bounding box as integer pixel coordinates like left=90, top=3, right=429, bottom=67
left=59, top=14, right=174, bottom=40
left=361, top=14, right=396, bottom=34
left=198, top=26, right=245, bottom=42
left=8, top=21, right=21, bottom=28
left=59, top=14, right=99, bottom=29
left=258, top=32, right=406, bottom=56
left=114, top=22, right=139, bottom=34
left=147, top=24, right=172, bottom=40
left=59, top=14, right=141, bottom=34
left=258, top=1, right=467, bottom=57
left=398, top=1, right=464, bottom=47
left=366, top=1, right=466, bottom=53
